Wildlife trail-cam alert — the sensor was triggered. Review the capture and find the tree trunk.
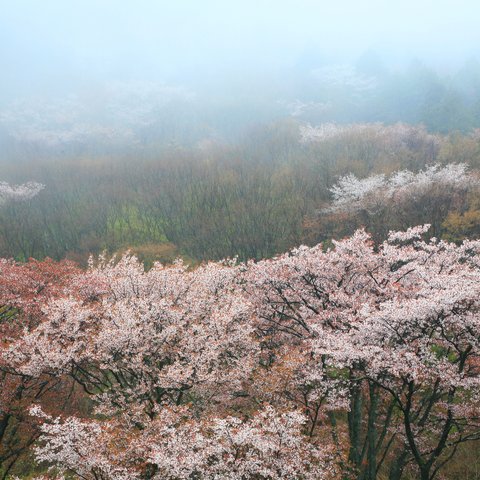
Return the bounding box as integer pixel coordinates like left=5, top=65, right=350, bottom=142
left=388, top=449, right=408, bottom=480
left=365, top=383, right=378, bottom=480
left=348, top=379, right=363, bottom=469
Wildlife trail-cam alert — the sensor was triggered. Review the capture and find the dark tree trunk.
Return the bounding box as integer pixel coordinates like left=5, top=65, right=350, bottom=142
left=348, top=380, right=363, bottom=469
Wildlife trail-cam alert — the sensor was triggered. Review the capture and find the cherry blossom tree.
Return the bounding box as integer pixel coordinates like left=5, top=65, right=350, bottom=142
left=2, top=252, right=344, bottom=479
left=0, top=258, right=80, bottom=478
left=246, top=225, right=480, bottom=480
left=326, top=164, right=476, bottom=215
left=8, top=256, right=258, bottom=416
left=299, top=122, right=441, bottom=152
left=3, top=226, right=480, bottom=479
left=0, top=181, right=44, bottom=205
left=30, top=404, right=337, bottom=479
left=305, top=163, right=480, bottom=242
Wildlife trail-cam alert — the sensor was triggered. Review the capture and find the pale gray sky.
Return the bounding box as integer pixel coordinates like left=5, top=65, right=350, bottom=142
left=1, top=0, right=480, bottom=95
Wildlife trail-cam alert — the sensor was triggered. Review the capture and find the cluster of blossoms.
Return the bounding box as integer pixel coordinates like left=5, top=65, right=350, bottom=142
left=0, top=82, right=194, bottom=148
left=1, top=224, right=480, bottom=479
left=0, top=181, right=44, bottom=204
left=30, top=405, right=336, bottom=480
left=277, top=99, right=332, bottom=118
left=311, top=64, right=378, bottom=92
left=299, top=122, right=442, bottom=150
left=325, top=163, right=478, bottom=214
left=6, top=123, right=137, bottom=147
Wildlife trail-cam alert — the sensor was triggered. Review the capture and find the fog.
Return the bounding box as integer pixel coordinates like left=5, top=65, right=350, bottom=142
left=1, top=0, right=480, bottom=154
left=3, top=5, right=480, bottom=479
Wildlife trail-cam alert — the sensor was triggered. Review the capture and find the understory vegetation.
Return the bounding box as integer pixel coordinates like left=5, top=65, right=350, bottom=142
left=1, top=121, right=480, bottom=264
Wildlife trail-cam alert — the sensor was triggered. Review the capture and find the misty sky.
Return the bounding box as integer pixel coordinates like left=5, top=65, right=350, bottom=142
left=1, top=0, right=480, bottom=98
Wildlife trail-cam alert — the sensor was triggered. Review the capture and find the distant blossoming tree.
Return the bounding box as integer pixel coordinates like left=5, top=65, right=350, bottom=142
left=303, top=163, right=480, bottom=242
left=299, top=122, right=441, bottom=151
left=326, top=163, right=476, bottom=214
left=0, top=181, right=44, bottom=204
